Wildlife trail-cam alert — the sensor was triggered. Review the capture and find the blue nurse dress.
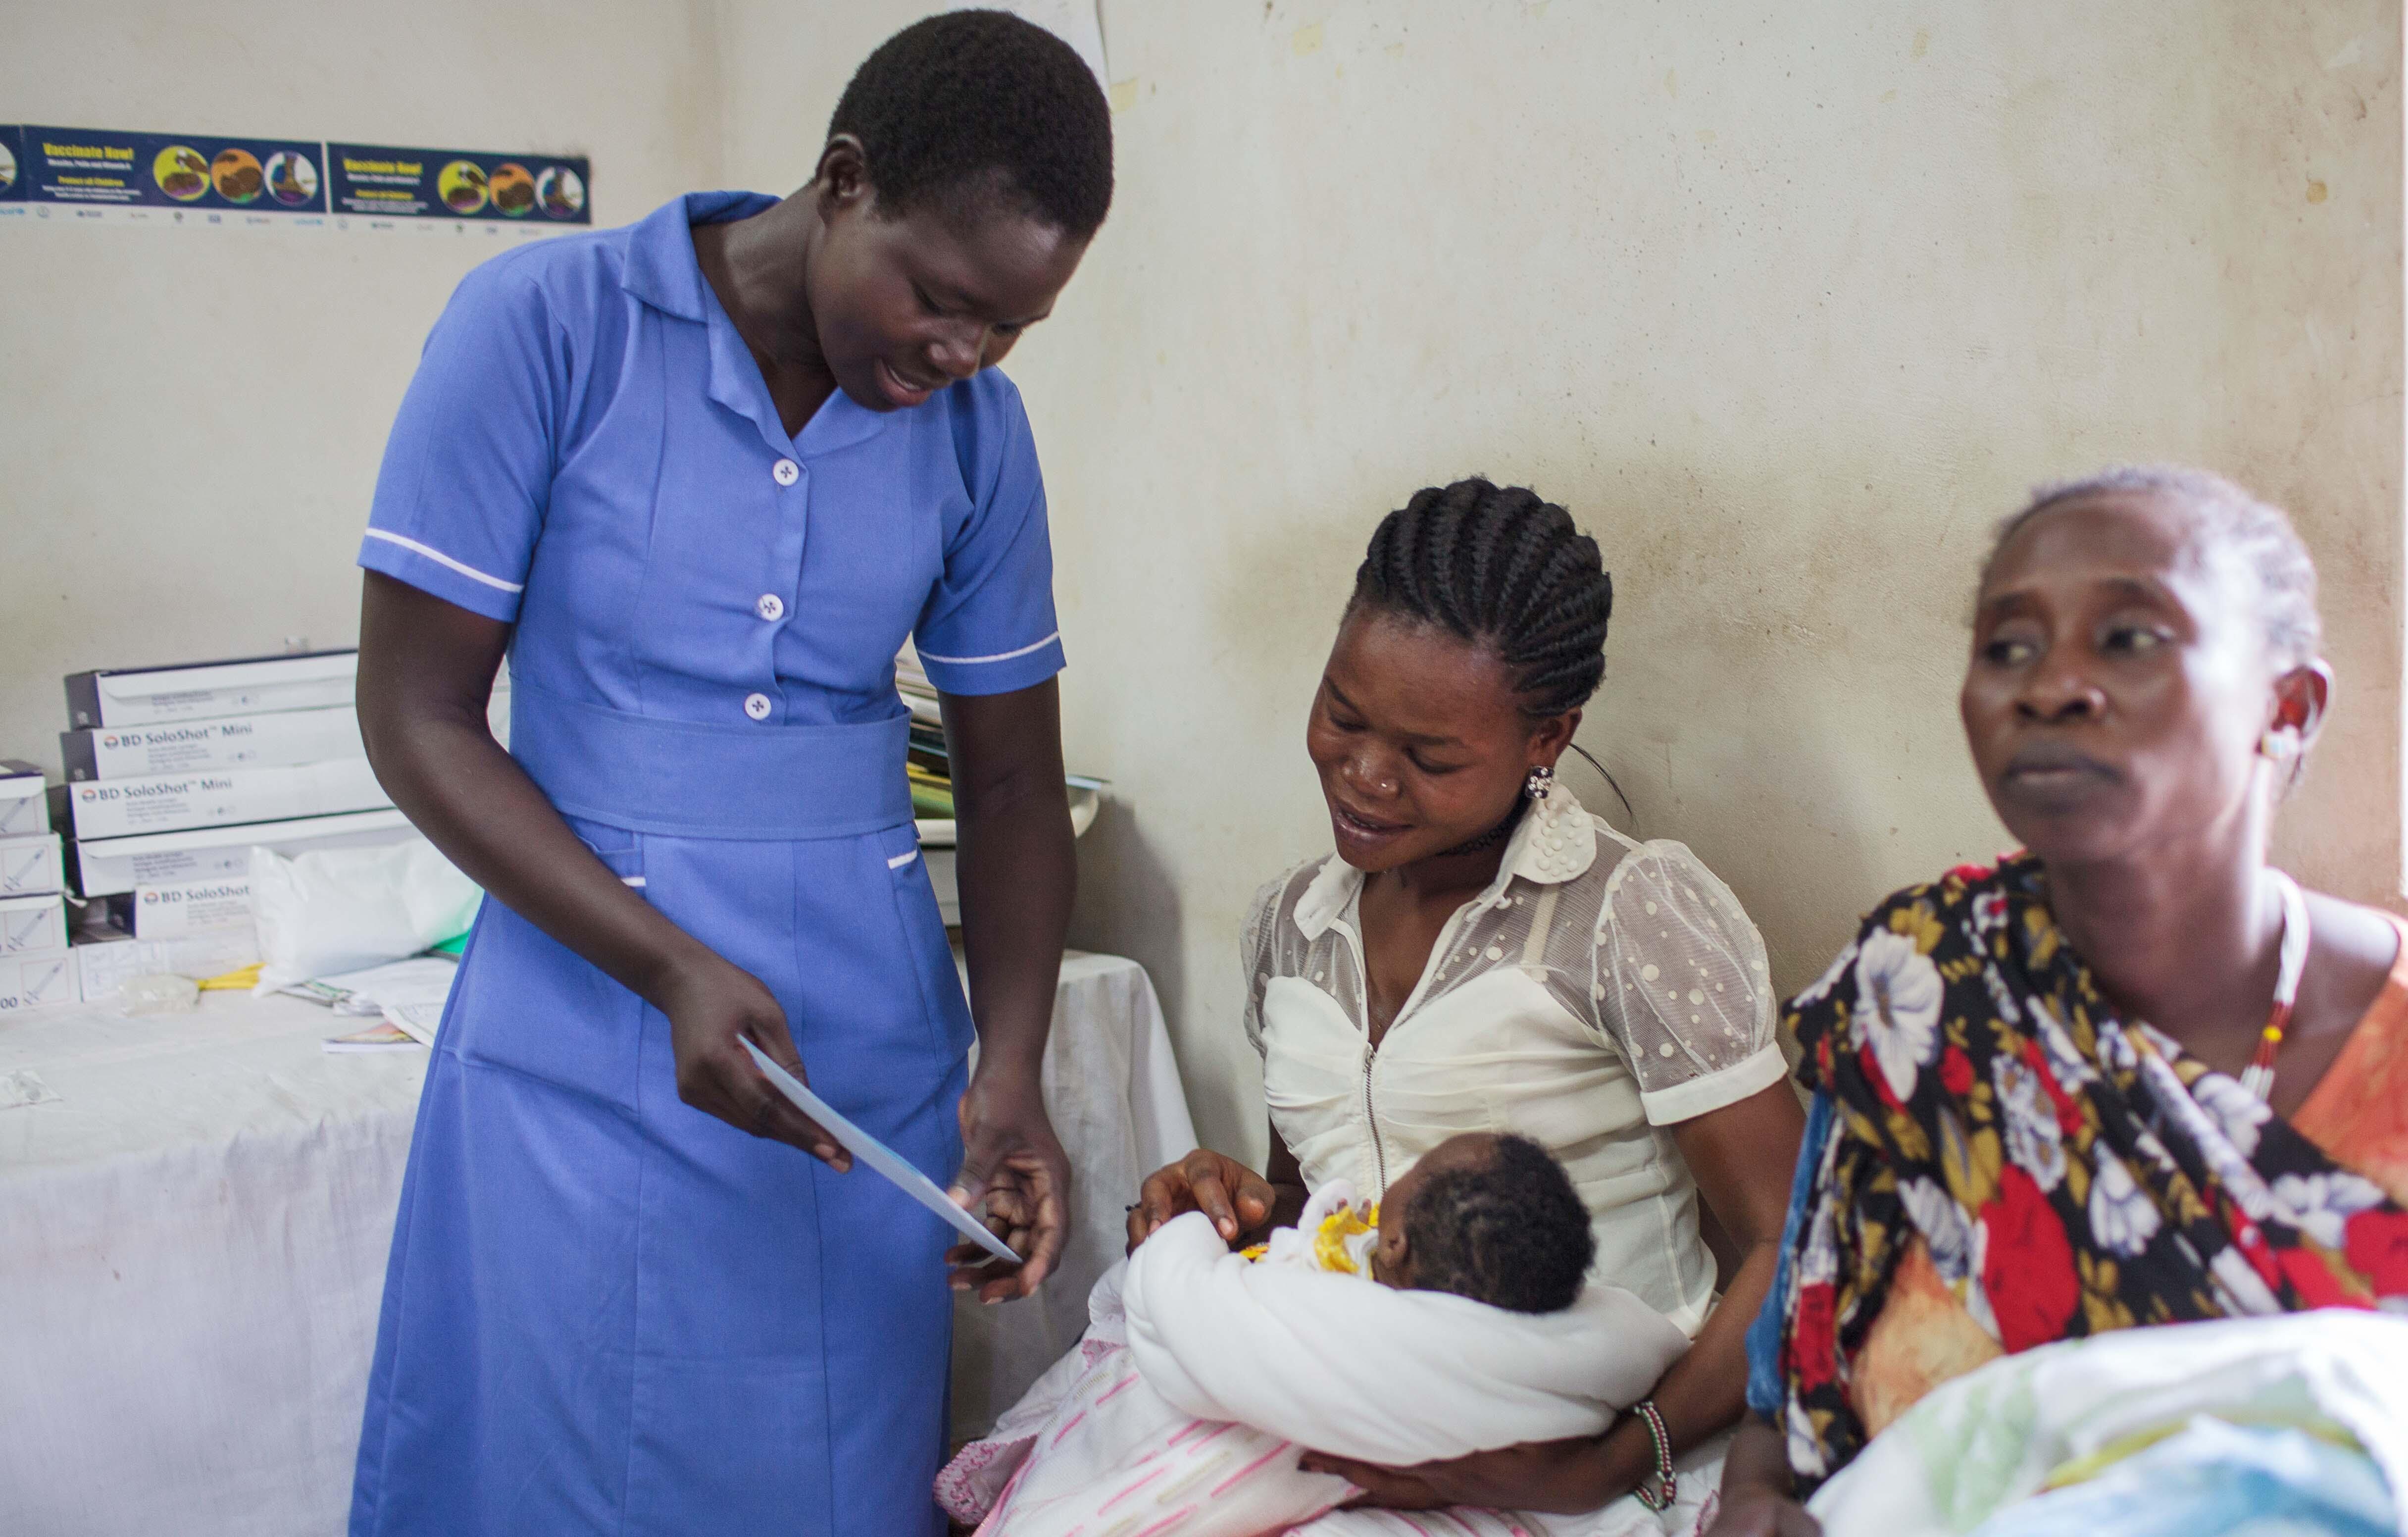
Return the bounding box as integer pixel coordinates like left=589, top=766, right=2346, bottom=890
left=348, top=191, right=1066, bottom=1536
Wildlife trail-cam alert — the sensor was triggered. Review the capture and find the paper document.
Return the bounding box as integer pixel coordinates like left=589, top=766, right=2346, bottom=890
left=740, top=1036, right=1020, bottom=1265
left=286, top=955, right=458, bottom=1018
left=380, top=1001, right=445, bottom=1046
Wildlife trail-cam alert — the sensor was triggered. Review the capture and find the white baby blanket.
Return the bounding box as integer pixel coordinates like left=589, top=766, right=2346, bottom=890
left=1127, top=1211, right=1690, bottom=1466
left=942, top=1211, right=1694, bottom=1537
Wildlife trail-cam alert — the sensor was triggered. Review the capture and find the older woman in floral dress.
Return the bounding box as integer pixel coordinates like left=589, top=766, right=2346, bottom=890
left=1711, top=466, right=2408, bottom=1537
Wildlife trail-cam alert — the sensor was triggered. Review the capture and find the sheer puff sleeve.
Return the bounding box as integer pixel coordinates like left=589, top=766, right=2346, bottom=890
left=1239, top=868, right=1293, bottom=1059
left=1590, top=840, right=1786, bottom=1126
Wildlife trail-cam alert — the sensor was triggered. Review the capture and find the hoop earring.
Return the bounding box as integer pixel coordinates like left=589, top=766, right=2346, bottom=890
left=1524, top=764, right=1555, bottom=800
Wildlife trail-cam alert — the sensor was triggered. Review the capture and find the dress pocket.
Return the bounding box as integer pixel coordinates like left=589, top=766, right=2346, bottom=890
left=564, top=814, right=647, bottom=891
left=880, top=823, right=973, bottom=1066
left=445, top=814, right=648, bottom=1113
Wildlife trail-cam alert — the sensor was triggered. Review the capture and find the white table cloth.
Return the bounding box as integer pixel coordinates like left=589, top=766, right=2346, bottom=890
left=950, top=951, right=1198, bottom=1443
left=0, top=950, right=1192, bottom=1536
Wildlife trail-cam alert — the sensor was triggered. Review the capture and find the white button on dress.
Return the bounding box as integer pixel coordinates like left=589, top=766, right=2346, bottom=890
left=772, top=459, right=801, bottom=487
left=756, top=594, right=785, bottom=621
left=743, top=692, right=772, bottom=720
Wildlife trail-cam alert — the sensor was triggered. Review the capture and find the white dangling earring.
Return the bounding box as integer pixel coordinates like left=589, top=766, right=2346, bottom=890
left=1524, top=764, right=1555, bottom=801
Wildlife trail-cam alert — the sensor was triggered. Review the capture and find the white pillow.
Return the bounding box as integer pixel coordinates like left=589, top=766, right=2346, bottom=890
left=251, top=835, right=479, bottom=988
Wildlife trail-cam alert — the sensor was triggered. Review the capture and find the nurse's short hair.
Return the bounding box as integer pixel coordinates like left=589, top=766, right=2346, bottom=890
left=829, top=9, right=1113, bottom=240
left=1981, top=464, right=2322, bottom=671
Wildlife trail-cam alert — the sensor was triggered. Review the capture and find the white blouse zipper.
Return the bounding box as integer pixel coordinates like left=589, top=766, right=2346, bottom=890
left=1334, top=889, right=1495, bottom=1203
left=1361, top=1042, right=1387, bottom=1195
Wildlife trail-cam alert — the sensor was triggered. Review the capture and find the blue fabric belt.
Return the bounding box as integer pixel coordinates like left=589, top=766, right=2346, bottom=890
left=508, top=678, right=914, bottom=841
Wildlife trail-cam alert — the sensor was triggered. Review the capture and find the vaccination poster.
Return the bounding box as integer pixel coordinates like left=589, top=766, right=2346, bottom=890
left=0, top=126, right=588, bottom=238
left=328, top=143, right=590, bottom=228
left=12, top=125, right=328, bottom=226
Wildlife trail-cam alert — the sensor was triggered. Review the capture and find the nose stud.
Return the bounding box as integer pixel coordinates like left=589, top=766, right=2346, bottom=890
left=1349, top=759, right=1396, bottom=796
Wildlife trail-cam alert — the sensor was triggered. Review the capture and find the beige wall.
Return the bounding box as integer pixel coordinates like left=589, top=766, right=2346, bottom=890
left=7, top=3, right=2400, bottom=1168
left=720, top=0, right=2405, bottom=1160
left=0, top=0, right=723, bottom=775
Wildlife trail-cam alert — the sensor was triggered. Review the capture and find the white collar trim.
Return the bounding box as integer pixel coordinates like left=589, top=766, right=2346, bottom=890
left=1505, top=781, right=1600, bottom=887
left=1292, top=851, right=1362, bottom=941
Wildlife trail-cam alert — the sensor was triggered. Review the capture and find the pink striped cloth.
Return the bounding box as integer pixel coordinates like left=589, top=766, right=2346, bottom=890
left=939, top=1212, right=1705, bottom=1537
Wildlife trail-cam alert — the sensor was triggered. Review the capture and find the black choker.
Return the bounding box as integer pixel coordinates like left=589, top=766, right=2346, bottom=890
left=1435, top=799, right=1527, bottom=858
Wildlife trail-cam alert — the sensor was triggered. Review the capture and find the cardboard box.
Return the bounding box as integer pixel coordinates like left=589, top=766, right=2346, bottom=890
left=0, top=760, right=47, bottom=837
left=66, top=759, right=390, bottom=842
left=65, top=650, right=357, bottom=729
left=0, top=892, right=69, bottom=955
left=0, top=950, right=79, bottom=1012
left=73, top=930, right=258, bottom=998
left=69, top=808, right=414, bottom=897
left=57, top=684, right=509, bottom=781
left=108, top=878, right=254, bottom=941
left=62, top=708, right=365, bottom=781
left=0, top=834, right=64, bottom=896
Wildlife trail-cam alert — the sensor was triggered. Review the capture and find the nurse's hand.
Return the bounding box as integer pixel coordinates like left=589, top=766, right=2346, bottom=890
left=945, top=1072, right=1069, bottom=1303
left=1126, top=1149, right=1277, bottom=1251
left=661, top=956, right=851, bottom=1169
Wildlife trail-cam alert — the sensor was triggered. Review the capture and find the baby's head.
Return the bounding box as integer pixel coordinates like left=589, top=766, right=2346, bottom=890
left=1371, top=1132, right=1594, bottom=1313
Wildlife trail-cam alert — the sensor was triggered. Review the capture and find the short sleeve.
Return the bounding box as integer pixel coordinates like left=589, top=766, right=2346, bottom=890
left=358, top=257, right=562, bottom=622
left=1592, top=840, right=1787, bottom=1125
left=912, top=376, right=1066, bottom=696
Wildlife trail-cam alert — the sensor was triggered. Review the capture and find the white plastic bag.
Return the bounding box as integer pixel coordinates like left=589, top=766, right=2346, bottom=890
left=251, top=835, right=481, bottom=989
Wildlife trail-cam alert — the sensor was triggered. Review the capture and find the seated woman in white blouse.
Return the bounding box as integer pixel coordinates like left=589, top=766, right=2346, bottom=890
left=1128, top=478, right=1806, bottom=1522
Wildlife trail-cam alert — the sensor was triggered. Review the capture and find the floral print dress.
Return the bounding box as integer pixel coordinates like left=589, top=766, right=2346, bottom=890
left=1748, top=855, right=2408, bottom=1490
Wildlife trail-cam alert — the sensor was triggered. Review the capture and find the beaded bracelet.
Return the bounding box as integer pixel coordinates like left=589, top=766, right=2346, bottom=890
left=1631, top=1399, right=1677, bottom=1511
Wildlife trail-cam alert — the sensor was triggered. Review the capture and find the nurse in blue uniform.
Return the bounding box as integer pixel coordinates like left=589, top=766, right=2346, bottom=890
left=345, top=14, right=1112, bottom=1533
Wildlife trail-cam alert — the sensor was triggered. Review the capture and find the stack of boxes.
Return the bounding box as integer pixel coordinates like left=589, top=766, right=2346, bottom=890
left=0, top=759, right=74, bottom=1011
left=48, top=649, right=506, bottom=1002
left=892, top=643, right=1104, bottom=927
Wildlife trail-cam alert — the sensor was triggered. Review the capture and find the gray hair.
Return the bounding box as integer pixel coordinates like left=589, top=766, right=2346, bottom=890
left=1980, top=464, right=2322, bottom=669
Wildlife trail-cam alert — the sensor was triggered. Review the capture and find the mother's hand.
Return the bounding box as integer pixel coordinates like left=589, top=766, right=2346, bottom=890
left=1299, top=1436, right=1611, bottom=1516
left=1126, top=1148, right=1276, bottom=1250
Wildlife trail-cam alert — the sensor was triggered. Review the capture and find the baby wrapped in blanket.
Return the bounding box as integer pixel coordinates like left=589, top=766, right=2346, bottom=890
left=939, top=1133, right=1692, bottom=1537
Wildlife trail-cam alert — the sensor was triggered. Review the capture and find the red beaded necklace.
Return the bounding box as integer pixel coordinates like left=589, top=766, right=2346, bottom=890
left=2238, top=871, right=2311, bottom=1103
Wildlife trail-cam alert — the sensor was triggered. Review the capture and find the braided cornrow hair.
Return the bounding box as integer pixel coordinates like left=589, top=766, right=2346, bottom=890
left=1349, top=477, right=1614, bottom=718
